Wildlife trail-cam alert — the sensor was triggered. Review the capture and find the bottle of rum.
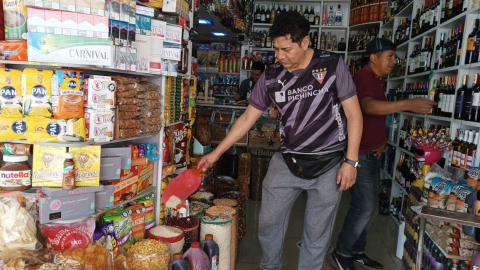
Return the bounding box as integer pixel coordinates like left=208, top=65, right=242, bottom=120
left=335, top=5, right=343, bottom=26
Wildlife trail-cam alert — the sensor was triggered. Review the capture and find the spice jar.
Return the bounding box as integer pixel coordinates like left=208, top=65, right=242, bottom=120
left=62, top=153, right=76, bottom=190
left=0, top=143, right=33, bottom=155
left=0, top=155, right=32, bottom=191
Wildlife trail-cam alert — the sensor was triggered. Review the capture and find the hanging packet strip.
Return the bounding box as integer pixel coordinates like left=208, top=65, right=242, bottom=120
left=0, top=68, right=23, bottom=118
left=22, top=68, right=54, bottom=117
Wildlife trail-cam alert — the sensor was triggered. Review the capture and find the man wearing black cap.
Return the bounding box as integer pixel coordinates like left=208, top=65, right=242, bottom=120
left=330, top=39, right=435, bottom=270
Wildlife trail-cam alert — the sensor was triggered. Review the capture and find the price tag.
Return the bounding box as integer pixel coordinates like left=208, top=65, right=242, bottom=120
left=29, top=62, right=41, bottom=65
left=48, top=63, right=57, bottom=66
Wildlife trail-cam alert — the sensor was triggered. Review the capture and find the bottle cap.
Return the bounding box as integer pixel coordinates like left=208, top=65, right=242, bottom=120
left=66, top=153, right=74, bottom=159
left=173, top=253, right=183, bottom=260
left=191, top=242, right=200, bottom=248
left=205, top=234, right=213, bottom=240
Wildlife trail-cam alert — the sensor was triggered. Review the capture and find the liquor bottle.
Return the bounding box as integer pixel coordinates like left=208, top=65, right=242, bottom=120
left=440, top=76, right=448, bottom=116
left=448, top=76, right=457, bottom=116
left=322, top=5, right=327, bottom=26
left=309, top=6, right=315, bottom=25
left=419, top=39, right=429, bottom=73
left=328, top=6, right=335, bottom=26
left=265, top=5, right=271, bottom=24
left=455, top=24, right=463, bottom=66
left=261, top=31, right=265, bottom=47
left=260, top=5, right=266, bottom=23
left=467, top=132, right=478, bottom=168
left=320, top=32, right=326, bottom=50
left=461, top=131, right=473, bottom=169
left=474, top=23, right=480, bottom=63
left=455, top=75, right=468, bottom=119
left=309, top=32, right=313, bottom=48
left=314, top=12, right=320, bottom=25
left=453, top=130, right=465, bottom=167
left=304, top=5, right=309, bottom=21
left=266, top=32, right=272, bottom=48
left=255, top=5, right=261, bottom=23
left=409, top=45, right=416, bottom=75
left=430, top=79, right=438, bottom=114
left=441, top=0, right=446, bottom=23
left=299, top=5, right=304, bottom=16
left=466, top=74, right=478, bottom=121
left=420, top=5, right=426, bottom=33
left=427, top=37, right=434, bottom=70
left=466, top=20, right=478, bottom=64
left=313, top=31, right=318, bottom=49
left=338, top=37, right=346, bottom=51
left=434, top=0, right=441, bottom=27
left=405, top=14, right=411, bottom=41
left=472, top=74, right=480, bottom=122
left=281, top=4, right=286, bottom=13
left=447, top=0, right=454, bottom=20
left=242, top=50, right=250, bottom=70
left=399, top=119, right=409, bottom=149
left=445, top=29, right=454, bottom=68
left=335, top=5, right=342, bottom=26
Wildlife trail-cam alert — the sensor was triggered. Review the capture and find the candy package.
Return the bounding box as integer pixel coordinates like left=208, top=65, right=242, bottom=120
left=41, top=217, right=95, bottom=252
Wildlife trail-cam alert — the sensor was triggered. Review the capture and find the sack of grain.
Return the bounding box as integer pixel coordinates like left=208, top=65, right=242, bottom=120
left=200, top=214, right=233, bottom=270
left=148, top=225, right=185, bottom=262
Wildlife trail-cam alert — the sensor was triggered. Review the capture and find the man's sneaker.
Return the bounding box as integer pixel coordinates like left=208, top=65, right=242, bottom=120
left=352, top=253, right=383, bottom=270
left=329, top=250, right=357, bottom=270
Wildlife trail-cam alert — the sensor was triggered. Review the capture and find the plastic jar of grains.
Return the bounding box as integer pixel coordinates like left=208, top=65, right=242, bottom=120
left=148, top=225, right=185, bottom=261
left=200, top=213, right=233, bottom=270
left=206, top=206, right=237, bottom=270
left=125, top=239, right=170, bottom=270
left=163, top=217, right=199, bottom=253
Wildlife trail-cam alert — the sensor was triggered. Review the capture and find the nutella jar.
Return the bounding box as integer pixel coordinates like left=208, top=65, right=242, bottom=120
left=0, top=155, right=32, bottom=191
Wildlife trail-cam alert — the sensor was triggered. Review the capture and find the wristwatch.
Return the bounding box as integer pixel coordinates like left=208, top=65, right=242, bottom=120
left=344, top=158, right=361, bottom=169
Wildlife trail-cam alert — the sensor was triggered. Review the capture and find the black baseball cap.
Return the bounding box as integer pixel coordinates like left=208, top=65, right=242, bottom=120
left=364, top=38, right=397, bottom=59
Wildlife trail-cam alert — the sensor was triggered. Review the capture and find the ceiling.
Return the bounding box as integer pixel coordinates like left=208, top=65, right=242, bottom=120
left=195, top=4, right=239, bottom=43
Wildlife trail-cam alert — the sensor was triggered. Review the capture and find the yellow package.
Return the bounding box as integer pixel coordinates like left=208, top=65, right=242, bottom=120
left=32, top=145, right=67, bottom=187
left=69, top=145, right=101, bottom=186
left=26, top=117, right=86, bottom=143
left=0, top=68, right=23, bottom=118
left=0, top=117, right=27, bottom=141
left=22, top=68, right=54, bottom=117
left=53, top=78, right=83, bottom=119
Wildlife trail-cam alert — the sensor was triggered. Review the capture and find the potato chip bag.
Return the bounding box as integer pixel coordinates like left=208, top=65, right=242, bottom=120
left=0, top=117, right=27, bottom=141
left=93, top=221, right=119, bottom=256
left=32, top=145, right=67, bottom=187
left=26, top=117, right=86, bottom=143
left=52, top=78, right=84, bottom=119
left=137, top=191, right=155, bottom=235
left=103, top=209, right=134, bottom=251
left=129, top=204, right=146, bottom=242
left=0, top=68, right=23, bottom=118
left=22, top=68, right=54, bottom=117
left=69, top=145, right=101, bottom=186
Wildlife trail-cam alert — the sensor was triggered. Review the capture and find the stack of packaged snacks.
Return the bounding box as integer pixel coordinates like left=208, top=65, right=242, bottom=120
left=136, top=81, right=162, bottom=135
left=114, top=76, right=140, bottom=139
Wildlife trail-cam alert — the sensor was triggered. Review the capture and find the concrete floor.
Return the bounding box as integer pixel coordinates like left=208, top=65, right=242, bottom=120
left=235, top=190, right=404, bottom=270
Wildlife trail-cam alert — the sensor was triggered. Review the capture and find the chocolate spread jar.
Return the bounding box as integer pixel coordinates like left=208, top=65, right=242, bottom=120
left=0, top=155, right=32, bottom=191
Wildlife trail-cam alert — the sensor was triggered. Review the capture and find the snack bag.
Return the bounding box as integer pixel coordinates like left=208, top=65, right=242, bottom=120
left=103, top=209, right=134, bottom=251
left=129, top=204, right=146, bottom=242
left=93, top=221, right=119, bottom=256
left=0, top=117, right=27, bottom=141
left=428, top=177, right=451, bottom=209
left=52, top=77, right=84, bottom=119
left=0, top=68, right=23, bottom=118
left=467, top=167, right=480, bottom=189
left=138, top=191, right=155, bottom=236
left=447, top=183, right=466, bottom=211
left=40, top=217, right=95, bottom=252
left=457, top=186, right=473, bottom=213
left=32, top=145, right=67, bottom=187
left=26, top=117, right=86, bottom=143
left=22, top=68, right=53, bottom=117
left=69, top=145, right=101, bottom=186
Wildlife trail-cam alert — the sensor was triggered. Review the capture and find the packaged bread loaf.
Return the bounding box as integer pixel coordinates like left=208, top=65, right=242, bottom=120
left=138, top=108, right=161, bottom=118
left=136, top=92, right=162, bottom=100
left=116, top=90, right=137, bottom=98
left=117, top=97, right=139, bottom=105
left=119, top=119, right=140, bottom=129
left=118, top=129, right=141, bottom=138
left=118, top=104, right=139, bottom=111
left=119, top=111, right=138, bottom=120
left=139, top=100, right=162, bottom=108
left=112, top=76, right=138, bottom=84
left=116, top=83, right=138, bottom=92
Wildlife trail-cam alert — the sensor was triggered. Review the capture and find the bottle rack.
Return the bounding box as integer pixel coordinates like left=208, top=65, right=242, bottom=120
left=382, top=0, right=480, bottom=226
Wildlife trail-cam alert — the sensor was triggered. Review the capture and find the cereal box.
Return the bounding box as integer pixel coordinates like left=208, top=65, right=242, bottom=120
left=22, top=68, right=53, bottom=117
left=69, top=145, right=101, bottom=186
left=84, top=108, right=115, bottom=142
left=112, top=165, right=138, bottom=202
left=0, top=68, right=23, bottom=118
left=32, top=145, right=67, bottom=187
left=0, top=117, right=27, bottom=141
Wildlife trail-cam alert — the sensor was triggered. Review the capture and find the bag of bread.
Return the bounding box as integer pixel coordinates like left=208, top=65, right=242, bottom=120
left=0, top=68, right=23, bottom=118
left=22, top=68, right=53, bottom=117
left=53, top=78, right=84, bottom=119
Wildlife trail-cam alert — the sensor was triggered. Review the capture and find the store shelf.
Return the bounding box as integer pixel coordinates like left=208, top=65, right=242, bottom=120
left=396, top=1, right=415, bottom=17
left=391, top=176, right=408, bottom=195
left=396, top=41, right=409, bottom=50
left=383, top=18, right=395, bottom=28
left=390, top=212, right=401, bottom=226
left=321, top=25, right=349, bottom=29
left=349, top=21, right=382, bottom=31
left=165, top=121, right=184, bottom=127
left=93, top=135, right=154, bottom=145
left=387, top=141, right=398, bottom=148
left=199, top=71, right=241, bottom=75
left=401, top=112, right=423, bottom=117
left=215, top=94, right=236, bottom=97
left=382, top=169, right=394, bottom=181
left=426, top=115, right=452, bottom=122
left=212, top=140, right=247, bottom=146
left=1, top=135, right=155, bottom=147
left=94, top=186, right=155, bottom=217
left=455, top=119, right=480, bottom=128
left=348, top=50, right=366, bottom=55
left=196, top=103, right=248, bottom=109
left=213, top=83, right=240, bottom=86
left=399, top=147, right=416, bottom=157
left=252, top=47, right=274, bottom=51
left=253, top=23, right=273, bottom=27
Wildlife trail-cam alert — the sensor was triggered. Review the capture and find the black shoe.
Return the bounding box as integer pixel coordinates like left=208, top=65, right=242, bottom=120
left=329, top=250, right=357, bottom=270
left=352, top=253, right=383, bottom=270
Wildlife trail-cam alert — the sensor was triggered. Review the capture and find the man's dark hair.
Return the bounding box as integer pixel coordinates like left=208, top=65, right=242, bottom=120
left=252, top=62, right=265, bottom=72
left=270, top=11, right=310, bottom=45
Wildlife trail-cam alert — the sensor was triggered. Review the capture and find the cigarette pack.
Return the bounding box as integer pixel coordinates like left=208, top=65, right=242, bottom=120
left=27, top=7, right=45, bottom=33
left=45, top=10, right=62, bottom=34
left=62, top=11, right=78, bottom=36
left=78, top=13, right=94, bottom=37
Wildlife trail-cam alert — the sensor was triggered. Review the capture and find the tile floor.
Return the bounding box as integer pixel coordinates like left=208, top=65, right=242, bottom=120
left=235, top=191, right=404, bottom=270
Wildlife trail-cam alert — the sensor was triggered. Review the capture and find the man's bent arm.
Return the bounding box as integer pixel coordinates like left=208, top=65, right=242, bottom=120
left=341, top=95, right=363, bottom=161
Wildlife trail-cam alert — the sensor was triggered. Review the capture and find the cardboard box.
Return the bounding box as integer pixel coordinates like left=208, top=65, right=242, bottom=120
left=95, top=183, right=115, bottom=208
left=32, top=145, right=67, bottom=187
left=46, top=0, right=60, bottom=9
left=84, top=108, right=115, bottom=142
left=138, top=161, right=153, bottom=193
left=101, top=147, right=131, bottom=170
left=45, top=10, right=62, bottom=34
left=40, top=186, right=103, bottom=224
left=100, top=156, right=122, bottom=180
left=0, top=41, right=28, bottom=61
left=135, top=34, right=150, bottom=73
left=93, top=15, right=108, bottom=38
left=78, top=13, right=94, bottom=37
left=120, top=0, right=129, bottom=22
left=62, top=11, right=78, bottom=36
left=108, top=0, right=120, bottom=20
left=127, top=23, right=135, bottom=47
left=129, top=0, right=136, bottom=24
left=25, top=0, right=44, bottom=8
left=248, top=138, right=280, bottom=158
left=91, top=0, right=105, bottom=15
left=119, top=21, right=128, bottom=46
left=115, top=45, right=127, bottom=69
left=128, top=47, right=137, bottom=71
left=112, top=165, right=138, bottom=202
left=111, top=19, right=120, bottom=45
left=136, top=14, right=151, bottom=35
left=60, top=0, right=76, bottom=11
left=76, top=0, right=91, bottom=13
left=84, top=75, right=116, bottom=109
left=27, top=7, right=45, bottom=33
